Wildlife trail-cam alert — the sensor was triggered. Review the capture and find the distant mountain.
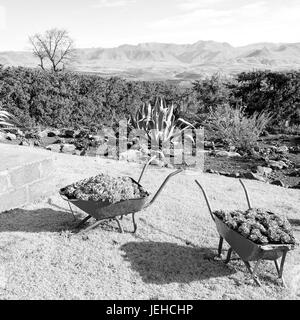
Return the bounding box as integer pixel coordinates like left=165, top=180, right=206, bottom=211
left=1, top=40, right=300, bottom=81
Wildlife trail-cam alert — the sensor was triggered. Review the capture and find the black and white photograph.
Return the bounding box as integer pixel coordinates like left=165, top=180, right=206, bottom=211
left=0, top=0, right=299, bottom=304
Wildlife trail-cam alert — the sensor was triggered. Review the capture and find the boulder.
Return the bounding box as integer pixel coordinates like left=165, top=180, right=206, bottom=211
left=291, top=182, right=300, bottom=189
left=64, top=129, right=77, bottom=138
left=95, top=143, right=109, bottom=156
left=61, top=144, right=76, bottom=153
left=46, top=144, right=62, bottom=152
left=19, top=140, right=32, bottom=147
left=47, top=129, right=60, bottom=137
left=215, top=150, right=230, bottom=157
left=6, top=133, right=17, bottom=141
left=257, top=166, right=273, bottom=176
left=5, top=128, right=24, bottom=137
left=271, top=180, right=285, bottom=187
left=268, top=160, right=288, bottom=170
left=0, top=132, right=7, bottom=141
left=119, top=150, right=146, bottom=162
left=38, top=130, right=49, bottom=139
left=215, top=150, right=241, bottom=157
left=243, top=172, right=266, bottom=182
left=276, top=145, right=289, bottom=154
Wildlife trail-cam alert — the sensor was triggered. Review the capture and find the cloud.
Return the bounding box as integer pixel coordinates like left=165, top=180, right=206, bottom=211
left=177, top=0, right=223, bottom=11
left=148, top=0, right=300, bottom=46
left=92, top=0, right=136, bottom=8
left=0, top=5, right=6, bottom=30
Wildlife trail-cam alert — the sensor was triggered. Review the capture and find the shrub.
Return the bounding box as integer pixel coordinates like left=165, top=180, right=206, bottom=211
left=206, top=104, right=272, bottom=153
left=129, top=98, right=194, bottom=149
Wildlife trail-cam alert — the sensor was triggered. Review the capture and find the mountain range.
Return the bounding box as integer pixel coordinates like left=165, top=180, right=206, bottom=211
left=1, top=40, right=300, bottom=81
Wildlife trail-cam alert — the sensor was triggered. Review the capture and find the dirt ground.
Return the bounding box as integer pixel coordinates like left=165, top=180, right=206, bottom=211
left=0, top=150, right=299, bottom=300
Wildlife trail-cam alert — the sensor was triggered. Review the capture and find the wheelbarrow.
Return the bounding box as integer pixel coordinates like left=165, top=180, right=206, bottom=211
left=195, top=179, right=295, bottom=286
left=60, top=157, right=183, bottom=234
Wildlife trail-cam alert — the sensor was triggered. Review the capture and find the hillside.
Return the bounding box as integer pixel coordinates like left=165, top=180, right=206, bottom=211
left=1, top=40, right=300, bottom=80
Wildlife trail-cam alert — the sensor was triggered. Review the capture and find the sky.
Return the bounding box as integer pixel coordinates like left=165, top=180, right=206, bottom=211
left=0, top=0, right=299, bottom=51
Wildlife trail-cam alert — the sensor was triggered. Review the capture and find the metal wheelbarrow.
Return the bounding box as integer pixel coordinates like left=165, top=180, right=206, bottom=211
left=60, top=157, right=183, bottom=234
left=195, top=179, right=295, bottom=286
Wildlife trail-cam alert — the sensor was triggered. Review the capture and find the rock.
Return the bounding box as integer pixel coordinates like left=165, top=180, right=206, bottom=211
left=119, top=150, right=146, bottom=162
left=54, top=138, right=66, bottom=144
left=215, top=150, right=230, bottom=157
left=64, top=129, right=77, bottom=138
left=228, top=172, right=241, bottom=178
left=277, top=145, right=289, bottom=154
left=46, top=144, right=62, bottom=152
left=95, top=143, right=109, bottom=156
left=75, top=130, right=90, bottom=139
left=6, top=133, right=17, bottom=141
left=61, top=143, right=76, bottom=153
left=5, top=128, right=24, bottom=137
left=19, top=140, right=31, bottom=146
left=268, top=160, right=288, bottom=170
left=289, top=146, right=300, bottom=154
left=25, top=131, right=39, bottom=139
left=291, top=182, right=300, bottom=189
left=0, top=132, right=7, bottom=141
left=204, top=141, right=215, bottom=150
left=150, top=158, right=164, bottom=167
left=243, top=172, right=266, bottom=182
left=90, top=135, right=104, bottom=144
left=215, top=150, right=241, bottom=157
left=257, top=166, right=273, bottom=176
left=38, top=130, right=49, bottom=139
left=289, top=169, right=300, bottom=177
left=47, top=129, right=60, bottom=137
left=271, top=180, right=285, bottom=187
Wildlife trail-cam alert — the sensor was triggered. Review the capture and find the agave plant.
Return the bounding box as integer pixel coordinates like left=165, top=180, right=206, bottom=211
left=0, top=108, right=14, bottom=131
left=130, top=98, right=194, bottom=149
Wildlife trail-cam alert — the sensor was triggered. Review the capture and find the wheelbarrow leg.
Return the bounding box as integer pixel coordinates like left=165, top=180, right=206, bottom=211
left=75, top=215, right=92, bottom=229
left=274, top=251, right=287, bottom=287
left=225, top=247, right=232, bottom=264
left=243, top=260, right=262, bottom=286
left=67, top=200, right=76, bottom=221
left=218, top=237, right=223, bottom=257
left=132, top=213, right=138, bottom=234
left=115, top=218, right=124, bottom=233
left=78, top=219, right=103, bottom=234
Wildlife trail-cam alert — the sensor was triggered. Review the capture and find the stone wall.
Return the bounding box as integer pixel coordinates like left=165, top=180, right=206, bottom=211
left=0, top=144, right=56, bottom=212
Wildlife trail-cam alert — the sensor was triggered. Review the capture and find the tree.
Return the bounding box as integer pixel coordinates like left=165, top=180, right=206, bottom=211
left=29, top=28, right=75, bottom=72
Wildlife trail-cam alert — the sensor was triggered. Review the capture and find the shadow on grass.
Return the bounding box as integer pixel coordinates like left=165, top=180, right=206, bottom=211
left=121, top=241, right=236, bottom=284
left=0, top=208, right=76, bottom=233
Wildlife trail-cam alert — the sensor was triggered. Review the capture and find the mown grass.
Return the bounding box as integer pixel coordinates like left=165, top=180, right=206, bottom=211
left=0, top=151, right=299, bottom=300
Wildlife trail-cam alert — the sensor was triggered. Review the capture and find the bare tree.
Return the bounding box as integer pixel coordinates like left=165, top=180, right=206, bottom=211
left=29, top=28, right=75, bottom=72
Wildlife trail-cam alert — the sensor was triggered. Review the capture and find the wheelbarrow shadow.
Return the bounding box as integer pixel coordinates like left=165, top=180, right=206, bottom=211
left=0, top=208, right=76, bottom=233
left=120, top=241, right=236, bottom=284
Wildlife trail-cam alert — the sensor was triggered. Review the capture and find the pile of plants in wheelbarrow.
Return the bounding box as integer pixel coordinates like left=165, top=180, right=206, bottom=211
left=213, top=208, right=296, bottom=245
left=60, top=173, right=149, bottom=203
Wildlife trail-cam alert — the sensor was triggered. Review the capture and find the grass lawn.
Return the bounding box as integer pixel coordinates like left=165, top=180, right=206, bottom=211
left=0, top=151, right=299, bottom=300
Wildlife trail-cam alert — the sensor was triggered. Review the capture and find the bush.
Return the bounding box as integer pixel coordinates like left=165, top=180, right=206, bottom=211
left=229, top=70, right=300, bottom=126
left=0, top=66, right=192, bottom=130
left=206, top=104, right=272, bottom=153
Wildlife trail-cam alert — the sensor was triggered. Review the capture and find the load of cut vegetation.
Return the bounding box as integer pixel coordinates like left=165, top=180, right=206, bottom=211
left=60, top=173, right=149, bottom=203
left=213, top=208, right=296, bottom=245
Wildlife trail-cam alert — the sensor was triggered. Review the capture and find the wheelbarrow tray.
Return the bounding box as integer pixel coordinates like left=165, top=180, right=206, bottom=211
left=59, top=178, right=150, bottom=221
left=214, top=214, right=293, bottom=262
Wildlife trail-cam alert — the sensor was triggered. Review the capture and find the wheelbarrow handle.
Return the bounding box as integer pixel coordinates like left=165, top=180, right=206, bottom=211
left=147, top=168, right=183, bottom=206
left=138, top=155, right=157, bottom=184
left=195, top=180, right=215, bottom=222
left=59, top=192, right=79, bottom=202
